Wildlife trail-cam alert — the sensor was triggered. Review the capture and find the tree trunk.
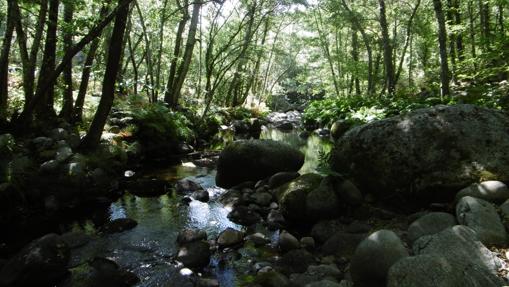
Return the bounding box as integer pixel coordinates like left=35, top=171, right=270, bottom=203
left=81, top=0, right=130, bottom=150
left=468, top=0, right=477, bottom=65
left=447, top=0, right=457, bottom=79
left=164, top=0, right=189, bottom=105
left=60, top=1, right=75, bottom=121
left=433, top=0, right=451, bottom=98
left=378, top=0, right=395, bottom=94
left=170, top=1, right=202, bottom=108
left=351, top=30, right=361, bottom=96
left=35, top=0, right=59, bottom=119
left=0, top=0, right=16, bottom=119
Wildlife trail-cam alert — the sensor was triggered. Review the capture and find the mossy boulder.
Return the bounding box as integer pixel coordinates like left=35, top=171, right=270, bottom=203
left=275, top=173, right=323, bottom=222
left=331, top=104, right=509, bottom=202
left=216, top=140, right=304, bottom=188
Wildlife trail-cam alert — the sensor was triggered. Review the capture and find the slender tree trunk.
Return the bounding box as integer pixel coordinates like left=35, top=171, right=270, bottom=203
left=35, top=0, right=59, bottom=119
left=81, top=0, right=130, bottom=150
left=170, top=1, right=202, bottom=107
left=433, top=0, right=451, bottom=98
left=468, top=0, right=477, bottom=66
left=453, top=0, right=464, bottom=60
left=164, top=0, right=189, bottom=105
left=479, top=0, right=491, bottom=49
left=155, top=0, right=169, bottom=100
left=13, top=0, right=31, bottom=102
left=314, top=7, right=340, bottom=98
left=0, top=0, right=16, bottom=119
left=135, top=1, right=156, bottom=102
left=26, top=0, right=48, bottom=102
left=379, top=0, right=395, bottom=94
left=447, top=0, right=457, bottom=79
left=60, top=1, right=75, bottom=120
left=73, top=7, right=108, bottom=123
left=395, top=0, right=421, bottom=86
left=351, top=30, right=361, bottom=96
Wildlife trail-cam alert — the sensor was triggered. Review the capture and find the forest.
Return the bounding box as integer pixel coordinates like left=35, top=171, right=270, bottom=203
left=0, top=0, right=509, bottom=286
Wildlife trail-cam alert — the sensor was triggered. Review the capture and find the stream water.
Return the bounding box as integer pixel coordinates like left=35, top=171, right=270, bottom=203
left=66, top=127, right=331, bottom=286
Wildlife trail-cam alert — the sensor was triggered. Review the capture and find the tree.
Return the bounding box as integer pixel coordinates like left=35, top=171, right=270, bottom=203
left=81, top=0, right=132, bottom=149
left=433, top=0, right=451, bottom=97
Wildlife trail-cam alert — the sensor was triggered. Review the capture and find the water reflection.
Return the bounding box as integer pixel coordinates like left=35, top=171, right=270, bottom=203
left=260, top=127, right=332, bottom=173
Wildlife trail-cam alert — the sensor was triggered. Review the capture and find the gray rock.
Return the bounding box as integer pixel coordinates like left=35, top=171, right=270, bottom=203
left=330, top=120, right=352, bottom=141
left=350, top=230, right=409, bottom=287
left=279, top=231, right=300, bottom=252
left=192, top=190, right=210, bottom=202
left=456, top=196, right=507, bottom=245
left=268, top=172, right=300, bottom=189
left=175, top=179, right=203, bottom=194
left=254, top=271, right=290, bottom=287
left=40, top=160, right=60, bottom=173
left=321, top=232, right=366, bottom=258
left=500, top=199, right=509, bottom=220
left=217, top=228, right=244, bottom=248
left=311, top=220, right=346, bottom=243
left=267, top=209, right=286, bottom=230
left=60, top=231, right=92, bottom=249
left=334, top=179, right=363, bottom=206
left=276, top=173, right=323, bottom=222
left=228, top=205, right=262, bottom=226
left=306, top=178, right=341, bottom=220
left=216, top=140, right=304, bottom=188
left=177, top=229, right=207, bottom=245
left=101, top=218, right=138, bottom=234
left=407, top=212, right=456, bottom=244
left=278, top=249, right=316, bottom=275
left=331, top=104, right=509, bottom=201
left=176, top=241, right=211, bottom=268
left=413, top=225, right=503, bottom=274
left=387, top=254, right=504, bottom=287
left=32, top=136, right=53, bottom=150
left=252, top=192, right=273, bottom=206
left=246, top=233, right=270, bottom=246
left=300, top=237, right=315, bottom=250
left=456, top=181, right=509, bottom=203
left=55, top=146, right=73, bottom=163
left=0, top=234, right=70, bottom=287
left=49, top=128, right=69, bottom=141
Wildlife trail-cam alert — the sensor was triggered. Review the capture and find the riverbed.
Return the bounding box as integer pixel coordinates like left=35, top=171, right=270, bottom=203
left=64, top=127, right=331, bottom=286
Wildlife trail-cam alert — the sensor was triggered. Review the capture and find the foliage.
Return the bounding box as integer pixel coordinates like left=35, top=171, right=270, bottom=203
left=131, top=103, right=194, bottom=147
left=303, top=82, right=509, bottom=129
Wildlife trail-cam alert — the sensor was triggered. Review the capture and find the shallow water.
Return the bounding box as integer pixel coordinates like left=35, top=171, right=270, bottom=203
left=68, top=128, right=330, bottom=286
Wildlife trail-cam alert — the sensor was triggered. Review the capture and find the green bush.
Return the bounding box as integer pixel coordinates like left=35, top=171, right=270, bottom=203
left=131, top=103, right=194, bottom=153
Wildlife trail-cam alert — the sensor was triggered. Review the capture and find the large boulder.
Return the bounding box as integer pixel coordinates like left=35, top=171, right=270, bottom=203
left=350, top=230, right=409, bottom=287
left=275, top=174, right=322, bottom=222
left=413, top=225, right=503, bottom=276
left=387, top=254, right=503, bottom=287
left=216, top=140, right=304, bottom=188
left=0, top=234, right=70, bottom=287
left=330, top=105, right=509, bottom=202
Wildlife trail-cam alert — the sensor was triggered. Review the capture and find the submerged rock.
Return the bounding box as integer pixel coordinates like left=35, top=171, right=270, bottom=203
left=101, top=218, right=138, bottom=234
left=331, top=104, right=509, bottom=202
left=216, top=140, right=304, bottom=188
